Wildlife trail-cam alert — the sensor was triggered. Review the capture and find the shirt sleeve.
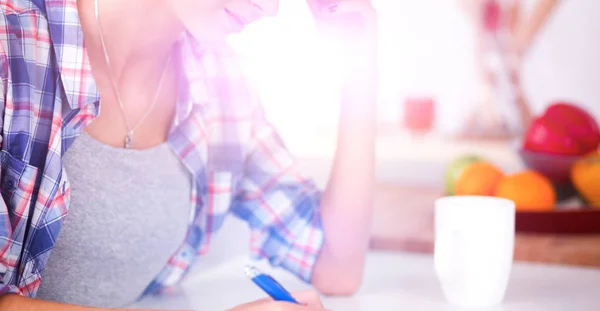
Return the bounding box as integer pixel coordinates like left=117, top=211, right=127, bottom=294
left=230, top=103, right=325, bottom=283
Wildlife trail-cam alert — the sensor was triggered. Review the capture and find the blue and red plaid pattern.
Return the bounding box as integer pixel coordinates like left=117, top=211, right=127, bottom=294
left=0, top=0, right=324, bottom=298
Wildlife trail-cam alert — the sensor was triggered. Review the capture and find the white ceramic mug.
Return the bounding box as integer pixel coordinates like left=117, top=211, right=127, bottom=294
left=434, top=196, right=515, bottom=308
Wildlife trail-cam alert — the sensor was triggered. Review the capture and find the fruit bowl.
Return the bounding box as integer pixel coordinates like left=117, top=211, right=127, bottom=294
left=516, top=147, right=581, bottom=201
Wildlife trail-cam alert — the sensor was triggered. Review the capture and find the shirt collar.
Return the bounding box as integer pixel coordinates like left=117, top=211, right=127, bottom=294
left=45, top=0, right=100, bottom=112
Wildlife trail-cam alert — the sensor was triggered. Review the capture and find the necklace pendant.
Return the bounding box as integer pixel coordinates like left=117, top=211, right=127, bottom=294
left=124, top=131, right=134, bottom=149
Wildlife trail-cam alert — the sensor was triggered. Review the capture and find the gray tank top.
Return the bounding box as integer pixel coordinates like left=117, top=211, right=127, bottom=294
left=36, top=131, right=193, bottom=308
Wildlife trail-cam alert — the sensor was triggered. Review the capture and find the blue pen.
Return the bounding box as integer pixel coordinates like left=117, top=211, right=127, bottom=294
left=244, top=265, right=299, bottom=304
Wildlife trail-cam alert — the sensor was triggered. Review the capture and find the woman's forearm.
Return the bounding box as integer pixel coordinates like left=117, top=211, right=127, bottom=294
left=0, top=294, right=189, bottom=311
left=297, top=0, right=379, bottom=297
left=311, top=38, right=378, bottom=295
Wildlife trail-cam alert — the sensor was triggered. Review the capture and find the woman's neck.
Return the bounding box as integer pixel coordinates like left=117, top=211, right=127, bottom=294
left=76, top=0, right=183, bottom=149
left=77, top=0, right=184, bottom=90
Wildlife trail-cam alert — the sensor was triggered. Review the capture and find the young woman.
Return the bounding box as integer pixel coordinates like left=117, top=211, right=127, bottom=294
left=0, top=0, right=378, bottom=310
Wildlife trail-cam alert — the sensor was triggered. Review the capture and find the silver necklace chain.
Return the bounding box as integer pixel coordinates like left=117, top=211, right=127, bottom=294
left=93, top=0, right=172, bottom=148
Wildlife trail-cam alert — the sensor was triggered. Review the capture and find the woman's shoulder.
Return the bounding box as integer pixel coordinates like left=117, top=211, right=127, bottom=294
left=180, top=35, right=260, bottom=115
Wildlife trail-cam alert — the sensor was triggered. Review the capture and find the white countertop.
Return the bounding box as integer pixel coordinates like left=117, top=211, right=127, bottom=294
left=130, top=251, right=600, bottom=311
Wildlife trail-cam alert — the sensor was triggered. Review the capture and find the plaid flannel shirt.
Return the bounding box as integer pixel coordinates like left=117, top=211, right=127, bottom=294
left=0, top=0, right=324, bottom=298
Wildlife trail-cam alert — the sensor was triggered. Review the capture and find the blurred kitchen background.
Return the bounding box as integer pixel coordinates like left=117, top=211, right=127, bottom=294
left=189, top=0, right=600, bottom=274
left=227, top=0, right=599, bottom=184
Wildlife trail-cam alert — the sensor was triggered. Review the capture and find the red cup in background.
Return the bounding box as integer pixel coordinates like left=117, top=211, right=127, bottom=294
left=403, top=96, right=435, bottom=133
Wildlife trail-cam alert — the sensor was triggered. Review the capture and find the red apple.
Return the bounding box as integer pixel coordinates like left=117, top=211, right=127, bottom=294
left=523, top=116, right=581, bottom=155
left=523, top=102, right=600, bottom=155
left=543, top=102, right=600, bottom=154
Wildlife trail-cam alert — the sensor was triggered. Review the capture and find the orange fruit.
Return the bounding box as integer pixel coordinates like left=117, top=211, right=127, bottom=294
left=495, top=170, right=556, bottom=211
left=571, top=150, right=600, bottom=208
left=455, top=162, right=505, bottom=196
left=444, top=155, right=484, bottom=195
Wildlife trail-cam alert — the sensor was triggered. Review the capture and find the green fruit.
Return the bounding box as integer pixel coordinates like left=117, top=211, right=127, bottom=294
left=444, top=155, right=484, bottom=195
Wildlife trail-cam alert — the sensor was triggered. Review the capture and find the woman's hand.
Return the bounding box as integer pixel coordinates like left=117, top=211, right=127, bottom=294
left=306, top=0, right=377, bottom=68
left=306, top=0, right=376, bottom=34
left=227, top=291, right=327, bottom=311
